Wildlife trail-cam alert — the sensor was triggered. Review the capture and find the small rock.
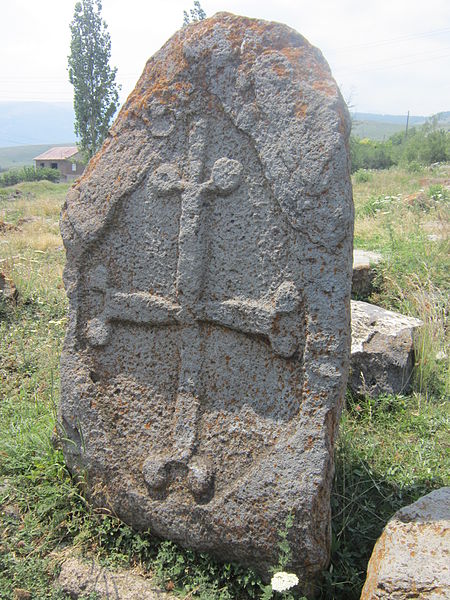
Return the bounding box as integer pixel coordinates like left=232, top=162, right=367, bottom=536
left=361, top=487, right=450, bottom=599
left=0, top=479, right=10, bottom=496
left=57, top=556, right=173, bottom=599
left=350, top=300, right=422, bottom=397
left=422, top=220, right=448, bottom=242
left=0, top=220, right=20, bottom=233
left=352, top=249, right=382, bottom=298
left=13, top=590, right=32, bottom=600
left=0, top=272, right=18, bottom=303
left=2, top=503, right=20, bottom=521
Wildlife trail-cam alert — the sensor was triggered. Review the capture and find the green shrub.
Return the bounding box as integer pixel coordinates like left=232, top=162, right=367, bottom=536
left=406, top=160, right=422, bottom=173
left=351, top=115, right=450, bottom=173
left=428, top=184, right=449, bottom=205
left=350, top=137, right=394, bottom=173
left=353, top=169, right=372, bottom=183
left=357, top=194, right=399, bottom=218
left=0, top=166, right=60, bottom=187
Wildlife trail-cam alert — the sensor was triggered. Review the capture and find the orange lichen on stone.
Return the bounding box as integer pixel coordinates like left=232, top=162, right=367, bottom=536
left=312, top=79, right=336, bottom=97
left=295, top=102, right=308, bottom=119
left=270, top=60, right=290, bottom=78
left=280, top=46, right=334, bottom=93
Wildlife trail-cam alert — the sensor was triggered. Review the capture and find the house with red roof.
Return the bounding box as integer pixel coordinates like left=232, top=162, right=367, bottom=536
left=33, top=146, right=85, bottom=182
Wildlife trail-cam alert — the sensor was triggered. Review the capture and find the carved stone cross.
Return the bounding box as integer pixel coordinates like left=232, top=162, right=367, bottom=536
left=86, top=124, right=303, bottom=502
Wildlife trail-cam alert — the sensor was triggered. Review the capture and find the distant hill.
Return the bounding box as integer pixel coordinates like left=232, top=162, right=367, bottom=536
left=352, top=112, right=427, bottom=125
left=351, top=111, right=450, bottom=140
left=0, top=102, right=76, bottom=148
left=0, top=143, right=76, bottom=171
left=1, top=102, right=449, bottom=160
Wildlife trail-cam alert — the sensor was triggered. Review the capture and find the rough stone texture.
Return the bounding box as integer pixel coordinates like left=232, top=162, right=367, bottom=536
left=59, top=12, right=353, bottom=589
left=361, top=487, right=450, bottom=599
left=352, top=249, right=382, bottom=298
left=350, top=300, right=422, bottom=397
left=58, top=556, right=172, bottom=599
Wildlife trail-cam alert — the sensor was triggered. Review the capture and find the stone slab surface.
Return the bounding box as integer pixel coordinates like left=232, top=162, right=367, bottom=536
left=361, top=487, right=450, bottom=599
left=59, top=12, right=353, bottom=589
left=58, top=556, right=172, bottom=600
left=353, top=249, right=382, bottom=269
left=350, top=300, right=422, bottom=397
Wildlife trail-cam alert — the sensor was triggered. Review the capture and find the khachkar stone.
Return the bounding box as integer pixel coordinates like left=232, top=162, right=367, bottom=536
left=59, top=12, right=353, bottom=593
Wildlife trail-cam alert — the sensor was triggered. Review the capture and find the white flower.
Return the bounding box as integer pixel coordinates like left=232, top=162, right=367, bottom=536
left=271, top=571, right=299, bottom=592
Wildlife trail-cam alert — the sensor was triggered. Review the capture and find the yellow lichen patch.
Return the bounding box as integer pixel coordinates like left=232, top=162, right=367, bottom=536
left=270, top=60, right=290, bottom=78
left=312, top=79, right=336, bottom=97
left=280, top=46, right=332, bottom=90
left=336, top=104, right=350, bottom=137
left=295, top=101, right=308, bottom=119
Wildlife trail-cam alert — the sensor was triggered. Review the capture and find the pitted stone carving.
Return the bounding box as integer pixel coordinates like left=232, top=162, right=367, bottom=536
left=60, top=13, right=353, bottom=593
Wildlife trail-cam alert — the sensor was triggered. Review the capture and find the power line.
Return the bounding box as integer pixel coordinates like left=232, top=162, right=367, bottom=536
left=332, top=27, right=450, bottom=53
left=335, top=48, right=450, bottom=73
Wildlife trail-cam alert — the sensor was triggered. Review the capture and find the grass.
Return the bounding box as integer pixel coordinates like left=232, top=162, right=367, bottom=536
left=1, top=169, right=449, bottom=599
left=353, top=163, right=449, bottom=398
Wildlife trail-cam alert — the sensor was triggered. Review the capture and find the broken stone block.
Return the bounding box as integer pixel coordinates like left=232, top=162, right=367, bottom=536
left=361, top=487, right=450, bottom=600
left=350, top=300, right=422, bottom=397
left=59, top=12, right=353, bottom=589
left=352, top=249, right=382, bottom=298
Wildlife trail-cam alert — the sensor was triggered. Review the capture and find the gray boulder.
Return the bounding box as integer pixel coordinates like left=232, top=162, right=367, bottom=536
left=59, top=12, right=353, bottom=590
left=361, top=487, right=450, bottom=599
left=350, top=300, right=422, bottom=397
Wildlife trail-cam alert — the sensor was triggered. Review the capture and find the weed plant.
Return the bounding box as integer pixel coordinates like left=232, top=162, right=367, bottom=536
left=1, top=173, right=449, bottom=599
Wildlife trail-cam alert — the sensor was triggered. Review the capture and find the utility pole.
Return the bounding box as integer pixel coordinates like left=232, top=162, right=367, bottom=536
left=405, top=110, right=410, bottom=138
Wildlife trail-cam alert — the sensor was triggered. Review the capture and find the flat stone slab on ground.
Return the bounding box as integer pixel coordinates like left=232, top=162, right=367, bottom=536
left=361, top=487, right=450, bottom=599
left=352, top=249, right=382, bottom=298
left=350, top=300, right=422, bottom=397
left=58, top=556, right=172, bottom=600
left=59, top=12, right=353, bottom=591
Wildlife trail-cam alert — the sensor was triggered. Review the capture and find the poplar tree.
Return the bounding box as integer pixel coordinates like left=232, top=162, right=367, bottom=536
left=68, top=0, right=120, bottom=159
left=183, top=1, right=206, bottom=26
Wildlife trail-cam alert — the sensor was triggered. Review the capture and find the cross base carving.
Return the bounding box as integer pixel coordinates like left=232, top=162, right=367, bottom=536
left=142, top=455, right=214, bottom=503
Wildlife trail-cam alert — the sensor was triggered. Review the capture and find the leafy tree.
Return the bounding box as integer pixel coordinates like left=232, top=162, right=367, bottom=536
left=68, top=0, right=120, bottom=160
left=183, top=1, right=206, bottom=26
left=350, top=113, right=450, bottom=172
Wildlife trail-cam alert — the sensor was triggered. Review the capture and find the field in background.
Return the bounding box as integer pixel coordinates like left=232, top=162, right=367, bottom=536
left=0, top=168, right=449, bottom=599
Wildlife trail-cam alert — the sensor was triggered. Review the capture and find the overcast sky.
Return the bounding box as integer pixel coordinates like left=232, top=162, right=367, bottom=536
left=1, top=0, right=449, bottom=116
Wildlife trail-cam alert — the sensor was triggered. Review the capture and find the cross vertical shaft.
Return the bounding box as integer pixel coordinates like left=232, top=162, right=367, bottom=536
left=172, top=119, right=209, bottom=461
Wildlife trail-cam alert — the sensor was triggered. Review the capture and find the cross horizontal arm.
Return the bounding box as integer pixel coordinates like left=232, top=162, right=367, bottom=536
left=87, top=290, right=181, bottom=346
left=106, top=291, right=181, bottom=325
left=200, top=298, right=274, bottom=338
left=199, top=290, right=301, bottom=358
